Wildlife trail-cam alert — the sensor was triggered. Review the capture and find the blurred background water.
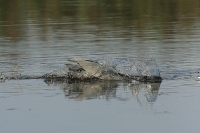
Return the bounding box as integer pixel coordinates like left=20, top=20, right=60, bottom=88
left=1, top=0, right=200, bottom=133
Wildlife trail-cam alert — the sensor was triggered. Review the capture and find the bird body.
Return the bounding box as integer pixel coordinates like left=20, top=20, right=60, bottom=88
left=65, top=57, right=162, bottom=82
left=66, top=57, right=121, bottom=80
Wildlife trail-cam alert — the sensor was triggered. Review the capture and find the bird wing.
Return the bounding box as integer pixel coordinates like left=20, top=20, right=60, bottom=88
left=68, top=57, right=102, bottom=77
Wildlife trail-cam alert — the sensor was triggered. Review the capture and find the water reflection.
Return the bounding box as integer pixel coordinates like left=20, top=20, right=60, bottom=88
left=45, top=79, right=118, bottom=101
left=0, top=0, right=200, bottom=41
left=128, top=82, right=160, bottom=103
left=44, top=78, right=160, bottom=103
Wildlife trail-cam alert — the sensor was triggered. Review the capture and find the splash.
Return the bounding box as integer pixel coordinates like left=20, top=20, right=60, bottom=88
left=92, top=50, right=161, bottom=80
left=54, top=50, right=162, bottom=82
left=0, top=50, right=162, bottom=83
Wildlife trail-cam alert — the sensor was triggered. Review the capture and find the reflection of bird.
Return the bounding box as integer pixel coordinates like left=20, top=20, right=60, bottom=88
left=66, top=57, right=121, bottom=80
left=128, top=82, right=160, bottom=103
left=46, top=79, right=118, bottom=101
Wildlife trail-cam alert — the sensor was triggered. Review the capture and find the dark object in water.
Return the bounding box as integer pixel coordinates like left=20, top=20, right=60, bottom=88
left=136, top=76, right=162, bottom=83
left=118, top=73, right=162, bottom=83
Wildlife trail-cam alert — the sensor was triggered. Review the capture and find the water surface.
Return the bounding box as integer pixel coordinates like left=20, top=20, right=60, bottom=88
left=1, top=0, right=200, bottom=133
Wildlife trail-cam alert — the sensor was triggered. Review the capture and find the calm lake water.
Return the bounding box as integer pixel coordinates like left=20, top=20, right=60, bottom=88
left=1, top=0, right=200, bottom=133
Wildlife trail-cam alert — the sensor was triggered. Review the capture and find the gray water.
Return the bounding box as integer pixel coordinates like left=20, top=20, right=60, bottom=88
left=1, top=0, right=200, bottom=133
